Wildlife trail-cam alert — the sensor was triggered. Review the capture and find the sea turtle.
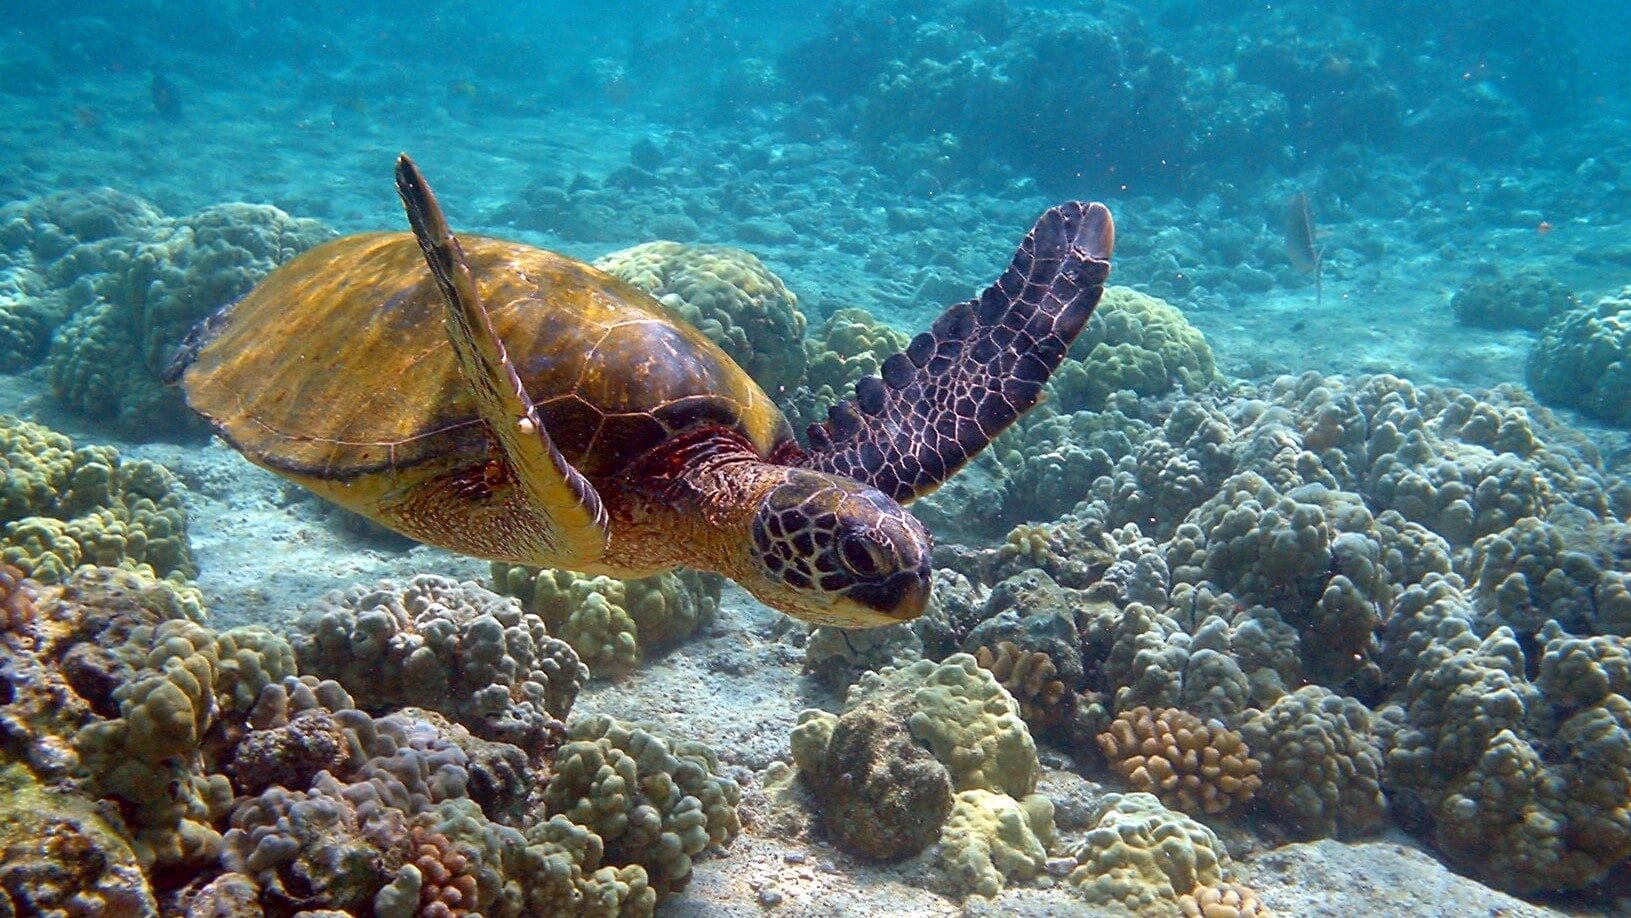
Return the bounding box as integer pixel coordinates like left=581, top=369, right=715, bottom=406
left=167, top=155, right=1113, bottom=628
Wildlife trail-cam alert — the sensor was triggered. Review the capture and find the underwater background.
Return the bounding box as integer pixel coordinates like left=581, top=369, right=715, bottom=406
left=1, top=0, right=1630, bottom=914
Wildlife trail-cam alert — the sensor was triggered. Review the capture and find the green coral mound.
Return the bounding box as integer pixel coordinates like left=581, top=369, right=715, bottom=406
left=794, top=654, right=1050, bottom=897
left=542, top=714, right=743, bottom=899
left=1526, top=287, right=1631, bottom=425
left=0, top=188, right=166, bottom=374
left=47, top=201, right=332, bottom=436
left=1068, top=793, right=1230, bottom=912
left=847, top=653, right=1038, bottom=798
left=1451, top=268, right=1578, bottom=331
left=1049, top=285, right=1220, bottom=412
left=594, top=240, right=808, bottom=396
left=0, top=414, right=195, bottom=583
left=492, top=564, right=721, bottom=678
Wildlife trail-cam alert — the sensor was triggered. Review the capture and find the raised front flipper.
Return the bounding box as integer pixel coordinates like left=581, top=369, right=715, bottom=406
left=394, top=154, right=610, bottom=564
left=798, top=202, right=1114, bottom=502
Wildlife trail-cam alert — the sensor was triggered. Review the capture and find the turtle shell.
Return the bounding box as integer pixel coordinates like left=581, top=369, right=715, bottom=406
left=177, top=232, right=794, bottom=483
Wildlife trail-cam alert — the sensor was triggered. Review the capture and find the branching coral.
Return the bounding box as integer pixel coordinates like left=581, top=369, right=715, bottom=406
left=292, top=575, right=586, bottom=752
left=594, top=240, right=807, bottom=396
left=1097, top=706, right=1262, bottom=816
left=972, top=639, right=1072, bottom=733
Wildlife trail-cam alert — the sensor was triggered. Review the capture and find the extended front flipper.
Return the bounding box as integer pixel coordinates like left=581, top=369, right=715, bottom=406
left=798, top=201, right=1114, bottom=502
left=395, top=153, right=611, bottom=564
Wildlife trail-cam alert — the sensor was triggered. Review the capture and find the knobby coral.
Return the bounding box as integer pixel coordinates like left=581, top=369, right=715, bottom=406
left=1, top=414, right=195, bottom=583
left=492, top=564, right=721, bottom=678
left=1097, top=706, right=1262, bottom=816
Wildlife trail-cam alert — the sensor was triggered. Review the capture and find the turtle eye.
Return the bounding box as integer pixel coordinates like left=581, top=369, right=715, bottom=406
left=838, top=531, right=888, bottom=578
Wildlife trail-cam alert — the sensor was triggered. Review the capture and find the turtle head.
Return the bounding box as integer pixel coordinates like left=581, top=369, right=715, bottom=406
left=744, top=469, right=932, bottom=628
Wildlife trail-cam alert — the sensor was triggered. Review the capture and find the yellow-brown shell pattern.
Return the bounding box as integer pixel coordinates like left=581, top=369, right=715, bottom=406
left=177, top=233, right=793, bottom=485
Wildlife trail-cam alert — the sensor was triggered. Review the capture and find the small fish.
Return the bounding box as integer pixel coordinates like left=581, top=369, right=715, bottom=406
left=151, top=69, right=181, bottom=121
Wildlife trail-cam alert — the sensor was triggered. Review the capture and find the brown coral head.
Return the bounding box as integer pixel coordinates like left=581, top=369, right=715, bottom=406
left=1097, top=706, right=1262, bottom=816
left=410, top=825, right=480, bottom=916
left=1178, top=881, right=1273, bottom=917
left=973, top=640, right=1071, bottom=730
left=0, top=564, right=35, bottom=632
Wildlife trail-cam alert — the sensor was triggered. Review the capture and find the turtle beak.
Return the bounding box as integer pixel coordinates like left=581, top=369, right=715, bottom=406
left=849, top=565, right=932, bottom=623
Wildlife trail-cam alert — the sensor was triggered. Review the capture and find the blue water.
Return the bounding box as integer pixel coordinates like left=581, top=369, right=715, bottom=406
left=2, top=1, right=1630, bottom=913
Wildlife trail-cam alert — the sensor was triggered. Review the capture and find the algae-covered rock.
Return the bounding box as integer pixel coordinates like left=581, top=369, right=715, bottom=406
left=0, top=762, right=158, bottom=915
left=1451, top=268, right=1577, bottom=331
left=791, top=701, right=953, bottom=861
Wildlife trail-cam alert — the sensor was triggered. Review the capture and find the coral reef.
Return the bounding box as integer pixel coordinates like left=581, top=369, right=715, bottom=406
left=0, top=562, right=738, bottom=914
left=1377, top=606, right=1631, bottom=894
left=1450, top=268, right=1578, bottom=331
left=291, top=575, right=586, bottom=752
left=491, top=564, right=721, bottom=678
left=0, top=188, right=164, bottom=374
left=790, top=654, right=1051, bottom=896
left=1049, top=286, right=1220, bottom=414
left=1097, top=706, right=1262, bottom=817
left=543, top=714, right=742, bottom=899
left=1068, top=793, right=1232, bottom=913
left=1526, top=287, right=1631, bottom=425
left=804, top=370, right=1631, bottom=898
left=594, top=240, right=807, bottom=397
left=1, top=415, right=195, bottom=583
left=1238, top=686, right=1386, bottom=839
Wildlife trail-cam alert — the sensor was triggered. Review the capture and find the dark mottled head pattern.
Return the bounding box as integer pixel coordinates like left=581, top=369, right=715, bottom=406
left=750, top=468, right=931, bottom=628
